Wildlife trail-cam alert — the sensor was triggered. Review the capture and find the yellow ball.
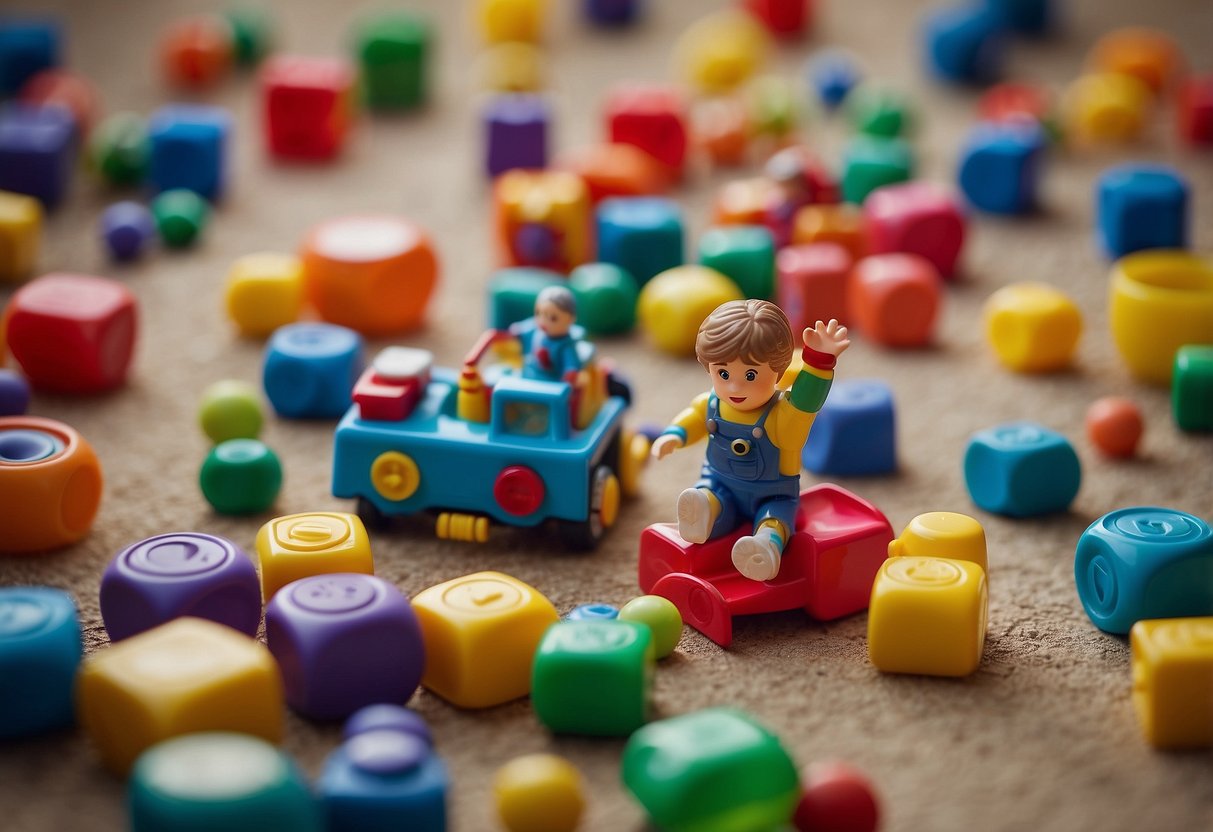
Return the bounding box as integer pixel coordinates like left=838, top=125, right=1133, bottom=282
left=1063, top=72, right=1151, bottom=146
left=494, top=754, right=585, bottom=832
left=983, top=282, right=1082, bottom=373
left=477, top=0, right=546, bottom=44
left=224, top=252, right=304, bottom=338
left=674, top=10, right=769, bottom=95
left=638, top=265, right=744, bottom=357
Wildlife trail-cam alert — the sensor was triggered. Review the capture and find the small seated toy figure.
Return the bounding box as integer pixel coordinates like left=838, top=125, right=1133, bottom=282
left=652, top=300, right=850, bottom=582
left=509, top=285, right=584, bottom=384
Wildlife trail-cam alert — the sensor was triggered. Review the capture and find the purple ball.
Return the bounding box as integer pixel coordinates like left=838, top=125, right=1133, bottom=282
left=346, top=730, right=430, bottom=775
left=100, top=200, right=155, bottom=261
left=0, top=370, right=31, bottom=416
left=266, top=574, right=426, bottom=721
left=343, top=704, right=433, bottom=747
left=99, top=532, right=262, bottom=642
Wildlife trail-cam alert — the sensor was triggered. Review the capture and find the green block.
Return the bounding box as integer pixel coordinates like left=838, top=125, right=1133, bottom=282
left=621, top=708, right=799, bottom=832
left=224, top=8, right=274, bottom=66
left=569, top=263, right=639, bottom=335
left=151, top=189, right=210, bottom=249
left=1173, top=345, right=1213, bottom=431
left=487, top=267, right=564, bottom=330
left=532, top=620, right=653, bottom=737
left=355, top=12, right=431, bottom=111
left=840, top=135, right=914, bottom=204
left=697, top=225, right=776, bottom=300
left=89, top=112, right=148, bottom=187
left=200, top=439, right=282, bottom=515
left=846, top=85, right=915, bottom=138
left=130, top=733, right=321, bottom=832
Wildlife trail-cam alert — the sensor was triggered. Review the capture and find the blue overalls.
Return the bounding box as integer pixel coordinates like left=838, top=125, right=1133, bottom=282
left=513, top=322, right=582, bottom=382
left=696, top=393, right=801, bottom=542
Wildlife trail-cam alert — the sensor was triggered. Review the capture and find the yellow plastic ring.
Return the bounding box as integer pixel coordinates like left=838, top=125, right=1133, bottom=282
left=371, top=451, right=420, bottom=501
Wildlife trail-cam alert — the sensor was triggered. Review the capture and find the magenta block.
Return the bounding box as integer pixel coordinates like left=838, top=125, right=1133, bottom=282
left=99, top=533, right=261, bottom=642
left=864, top=181, right=966, bottom=280
left=776, top=242, right=853, bottom=333
left=266, top=574, right=426, bottom=720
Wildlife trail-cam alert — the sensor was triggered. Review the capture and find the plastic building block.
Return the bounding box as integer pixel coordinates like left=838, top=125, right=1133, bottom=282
left=963, top=422, right=1080, bottom=517
left=0, top=104, right=76, bottom=209
left=261, top=55, right=357, bottom=161
left=983, top=282, right=1081, bottom=373
left=495, top=754, right=584, bottom=832
left=840, top=135, right=913, bottom=204
left=99, top=201, right=155, bottom=262
left=777, top=243, right=852, bottom=334
left=1075, top=508, right=1213, bottom=635
left=674, top=9, right=768, bottom=95
left=846, top=85, right=914, bottom=138
left=567, top=602, right=619, bottom=622
left=597, top=196, right=684, bottom=286
left=0, top=416, right=102, bottom=553
left=0, top=189, right=40, bottom=280
left=618, top=595, right=682, bottom=658
left=100, top=533, right=261, bottom=642
left=714, top=176, right=779, bottom=226
left=532, top=619, right=653, bottom=736
left=199, top=439, right=282, bottom=515
left=1063, top=73, right=1150, bottom=146
left=199, top=380, right=263, bottom=443
left=558, top=142, right=666, bottom=203
left=224, top=8, right=273, bottom=66
left=1087, top=27, right=1181, bottom=96
left=1173, top=346, right=1213, bottom=431
left=1131, top=618, right=1213, bottom=750
left=224, top=252, right=304, bottom=337
left=622, top=708, right=799, bottom=832
left=4, top=272, right=138, bottom=393
left=151, top=188, right=210, bottom=248
left=868, top=556, right=988, bottom=677
left=343, top=704, right=432, bottom=744
left=983, top=0, right=1051, bottom=35
left=159, top=15, right=233, bottom=90
left=411, top=571, right=558, bottom=708
left=487, top=267, right=562, bottom=330
left=0, top=587, right=81, bottom=739
left=605, top=84, right=689, bottom=178
left=569, top=262, right=639, bottom=335
left=1108, top=251, right=1213, bottom=385
left=304, top=214, right=437, bottom=334
left=484, top=94, right=548, bottom=177
left=77, top=617, right=284, bottom=775
left=354, top=12, right=429, bottom=111
left=263, top=322, right=364, bottom=418
left=808, top=49, right=861, bottom=110
left=888, top=512, right=988, bottom=574
left=793, top=761, right=881, bottom=832
left=89, top=112, right=148, bottom=186
left=957, top=121, right=1045, bottom=215
left=320, top=729, right=448, bottom=832
left=478, top=40, right=544, bottom=93
left=743, top=0, right=811, bottom=38
left=802, top=379, right=896, bottom=476
left=1178, top=75, right=1213, bottom=148
left=1086, top=396, right=1144, bottom=457
left=1097, top=164, right=1188, bottom=259
left=922, top=6, right=1005, bottom=85
left=266, top=573, right=424, bottom=719
left=978, top=82, right=1054, bottom=132
left=477, top=0, right=547, bottom=44
left=147, top=104, right=231, bottom=201
left=0, top=370, right=31, bottom=415
left=0, top=19, right=59, bottom=95
left=637, top=265, right=743, bottom=357
left=698, top=225, right=776, bottom=300
left=639, top=485, right=893, bottom=647
left=583, top=0, right=640, bottom=26
left=864, top=181, right=965, bottom=280
left=747, top=74, right=801, bottom=140
left=18, top=69, right=99, bottom=138
left=493, top=170, right=590, bottom=273
left=791, top=204, right=866, bottom=260
left=256, top=511, right=373, bottom=601
left=848, top=253, right=941, bottom=348
left=696, top=98, right=750, bottom=167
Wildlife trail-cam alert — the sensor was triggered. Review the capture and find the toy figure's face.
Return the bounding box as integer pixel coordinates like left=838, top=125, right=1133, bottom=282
left=708, top=359, right=780, bottom=412
left=535, top=299, right=574, bottom=338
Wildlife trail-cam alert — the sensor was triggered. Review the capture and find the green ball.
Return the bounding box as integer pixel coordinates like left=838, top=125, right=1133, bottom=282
left=200, top=439, right=282, bottom=515
left=224, top=8, right=274, bottom=66
left=152, top=189, right=210, bottom=249
left=199, top=380, right=264, bottom=443
left=846, top=84, right=915, bottom=138
left=89, top=112, right=148, bottom=186
left=569, top=263, right=639, bottom=335
left=618, top=595, right=683, bottom=659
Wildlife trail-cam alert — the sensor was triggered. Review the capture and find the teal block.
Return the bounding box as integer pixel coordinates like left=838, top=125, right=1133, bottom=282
left=487, top=267, right=564, bottom=330
left=596, top=197, right=684, bottom=285
left=0, top=587, right=81, bottom=739
left=569, top=262, right=639, bottom=335
left=841, top=135, right=914, bottom=204
left=963, top=422, right=1080, bottom=517
left=697, top=225, right=776, bottom=300
left=846, top=85, right=915, bottom=138
left=1173, top=345, right=1213, bottom=431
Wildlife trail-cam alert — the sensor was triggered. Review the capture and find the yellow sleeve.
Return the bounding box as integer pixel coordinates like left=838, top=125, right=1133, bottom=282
left=664, top=392, right=712, bottom=446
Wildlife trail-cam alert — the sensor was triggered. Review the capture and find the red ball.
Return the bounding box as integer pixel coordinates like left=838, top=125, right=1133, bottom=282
left=1086, top=396, right=1144, bottom=458
left=793, top=761, right=881, bottom=832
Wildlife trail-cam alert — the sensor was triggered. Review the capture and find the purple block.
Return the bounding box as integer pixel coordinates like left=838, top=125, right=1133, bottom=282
left=266, top=573, right=426, bottom=720
left=0, top=370, right=31, bottom=416
left=100, top=532, right=262, bottom=642
left=343, top=704, right=433, bottom=747
left=584, top=0, right=641, bottom=26
left=484, top=94, right=548, bottom=178
left=99, top=201, right=156, bottom=261
left=0, top=104, right=77, bottom=209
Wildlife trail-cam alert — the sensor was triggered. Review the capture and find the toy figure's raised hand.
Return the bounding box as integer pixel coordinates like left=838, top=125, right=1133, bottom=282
left=803, top=319, right=851, bottom=357
left=651, top=433, right=683, bottom=460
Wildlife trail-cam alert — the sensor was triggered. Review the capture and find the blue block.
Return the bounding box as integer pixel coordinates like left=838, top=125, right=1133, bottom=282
left=263, top=323, right=364, bottom=419
left=319, top=733, right=448, bottom=832
left=0, top=104, right=76, bottom=209
left=99, top=201, right=156, bottom=261
left=567, top=602, right=620, bottom=621
left=801, top=380, right=896, bottom=476
left=807, top=50, right=861, bottom=110
left=1075, top=508, right=1213, bottom=635
left=922, top=7, right=1006, bottom=85
left=983, top=0, right=1052, bottom=36
left=484, top=94, right=548, bottom=178
left=1096, top=164, right=1188, bottom=260
left=147, top=104, right=232, bottom=201
left=596, top=197, right=684, bottom=286
left=957, top=121, right=1045, bottom=215
left=584, top=0, right=641, bottom=26
left=963, top=422, right=1080, bottom=517
left=0, top=19, right=60, bottom=95
left=0, top=587, right=82, bottom=739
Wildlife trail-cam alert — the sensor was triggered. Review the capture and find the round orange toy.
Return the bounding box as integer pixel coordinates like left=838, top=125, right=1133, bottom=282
left=301, top=215, right=440, bottom=337
left=159, top=15, right=234, bottom=90
left=0, top=416, right=103, bottom=554
left=1086, top=396, right=1144, bottom=458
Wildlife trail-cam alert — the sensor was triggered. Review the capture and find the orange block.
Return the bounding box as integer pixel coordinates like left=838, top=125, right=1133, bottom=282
left=791, top=204, right=867, bottom=261
left=714, top=177, right=779, bottom=225
left=696, top=98, right=750, bottom=167
left=159, top=15, right=233, bottom=90
left=848, top=254, right=941, bottom=348
left=557, top=143, right=667, bottom=204
left=1088, top=27, right=1182, bottom=95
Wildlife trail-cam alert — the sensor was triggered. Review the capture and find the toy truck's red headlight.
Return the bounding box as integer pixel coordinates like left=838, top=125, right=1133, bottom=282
left=494, top=465, right=545, bottom=516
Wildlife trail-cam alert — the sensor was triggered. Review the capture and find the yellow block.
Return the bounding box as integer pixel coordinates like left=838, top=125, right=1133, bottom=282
left=256, top=511, right=374, bottom=601
left=1131, top=617, right=1213, bottom=750
left=1063, top=73, right=1150, bottom=146
left=223, top=252, right=304, bottom=338
left=494, top=753, right=586, bottom=832
left=477, top=0, right=546, bottom=44
left=888, top=512, right=988, bottom=574
left=674, top=10, right=768, bottom=95
left=868, top=557, right=988, bottom=677
left=76, top=618, right=284, bottom=775
left=496, top=170, right=592, bottom=271
left=0, top=190, right=42, bottom=283
left=412, top=571, right=558, bottom=708
left=637, top=265, right=744, bottom=357
left=984, top=282, right=1082, bottom=373
left=478, top=41, right=545, bottom=92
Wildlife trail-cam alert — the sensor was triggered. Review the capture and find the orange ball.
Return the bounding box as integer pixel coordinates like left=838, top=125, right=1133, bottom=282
left=557, top=143, right=668, bottom=204
left=1088, top=27, right=1182, bottom=96
left=1086, top=396, right=1144, bottom=458
left=848, top=253, right=941, bottom=348
left=160, top=15, right=234, bottom=90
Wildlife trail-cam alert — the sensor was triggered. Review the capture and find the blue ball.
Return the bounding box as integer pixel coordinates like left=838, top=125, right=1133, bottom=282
left=567, top=602, right=620, bottom=622
left=596, top=197, right=684, bottom=286
left=263, top=323, right=364, bottom=419
left=1096, top=164, right=1189, bottom=260
left=963, top=422, right=1080, bottom=517
left=0, top=587, right=82, bottom=739
left=807, top=50, right=862, bottom=110
left=100, top=200, right=155, bottom=261
left=957, top=121, right=1046, bottom=215
left=922, top=6, right=1006, bottom=85
left=0, top=368, right=31, bottom=416
left=319, top=733, right=449, bottom=832
left=802, top=380, right=897, bottom=476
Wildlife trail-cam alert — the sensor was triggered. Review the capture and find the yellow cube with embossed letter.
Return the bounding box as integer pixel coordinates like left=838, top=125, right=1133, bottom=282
left=412, top=571, right=558, bottom=708
left=76, top=617, right=284, bottom=775
left=888, top=512, right=988, bottom=575
left=868, top=557, right=988, bottom=677
left=984, top=282, right=1082, bottom=373
left=255, top=511, right=374, bottom=602
left=1131, top=617, right=1213, bottom=750
left=223, top=252, right=304, bottom=338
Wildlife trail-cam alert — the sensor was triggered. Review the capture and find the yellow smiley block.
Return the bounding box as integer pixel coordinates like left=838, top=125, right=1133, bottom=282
left=984, top=282, right=1082, bottom=374
left=412, top=571, right=558, bottom=708
left=223, top=252, right=304, bottom=338
left=255, top=511, right=374, bottom=601
left=868, top=557, right=988, bottom=677
left=76, top=617, right=284, bottom=775
left=1131, top=617, right=1213, bottom=750
left=0, top=190, right=42, bottom=283
left=888, top=512, right=988, bottom=574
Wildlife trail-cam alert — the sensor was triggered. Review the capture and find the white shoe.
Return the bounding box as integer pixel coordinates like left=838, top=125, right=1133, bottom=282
left=676, top=488, right=712, bottom=544
left=731, top=532, right=783, bottom=582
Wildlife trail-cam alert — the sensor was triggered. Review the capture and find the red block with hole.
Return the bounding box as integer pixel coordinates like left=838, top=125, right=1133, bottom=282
left=605, top=84, right=689, bottom=180
left=777, top=243, right=853, bottom=333
left=863, top=181, right=966, bottom=280
left=261, top=55, right=357, bottom=161
left=848, top=254, right=942, bottom=348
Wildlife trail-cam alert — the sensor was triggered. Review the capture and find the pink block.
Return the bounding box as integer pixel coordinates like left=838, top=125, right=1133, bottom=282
left=776, top=243, right=853, bottom=333
left=863, top=182, right=966, bottom=280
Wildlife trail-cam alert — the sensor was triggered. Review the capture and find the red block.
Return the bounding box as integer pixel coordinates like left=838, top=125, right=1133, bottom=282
left=863, top=181, right=966, bottom=280
left=352, top=367, right=422, bottom=422
left=1178, top=75, right=1213, bottom=148
left=4, top=273, right=138, bottom=394
left=605, top=84, right=689, bottom=179
left=777, top=243, right=853, bottom=333
left=19, top=70, right=101, bottom=138
left=742, top=0, right=812, bottom=37
left=261, top=55, right=357, bottom=161
left=848, top=254, right=942, bottom=349
left=638, top=484, right=892, bottom=647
